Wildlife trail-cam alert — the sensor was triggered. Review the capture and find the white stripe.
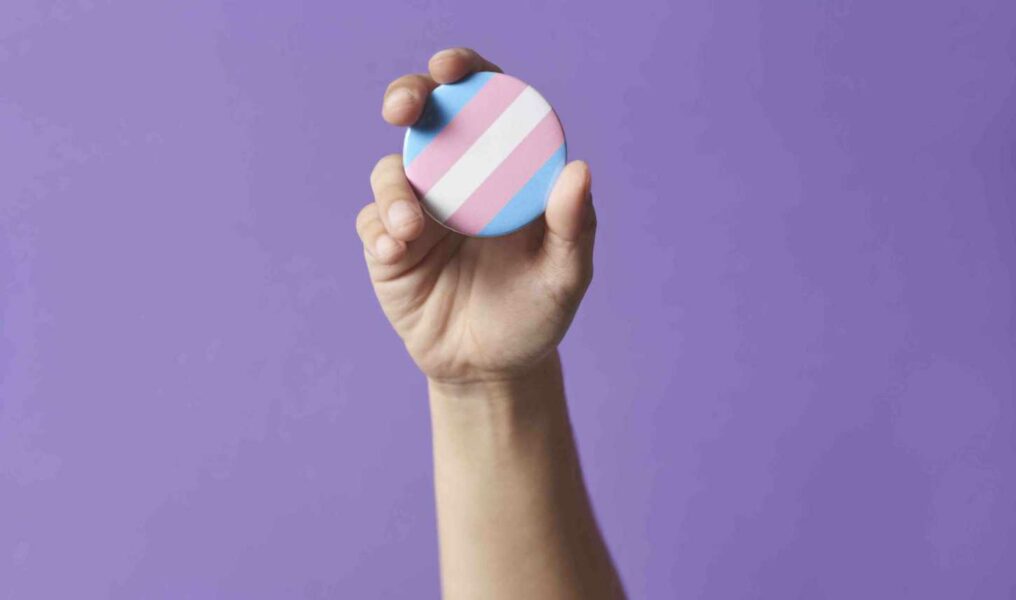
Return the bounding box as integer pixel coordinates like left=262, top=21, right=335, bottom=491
left=424, top=86, right=552, bottom=220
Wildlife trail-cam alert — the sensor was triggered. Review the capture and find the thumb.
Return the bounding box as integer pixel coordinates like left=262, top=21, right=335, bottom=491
left=539, top=160, right=596, bottom=292
left=544, top=160, right=594, bottom=244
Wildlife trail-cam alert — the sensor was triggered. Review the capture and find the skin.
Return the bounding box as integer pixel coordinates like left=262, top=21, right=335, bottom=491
left=356, top=48, right=625, bottom=600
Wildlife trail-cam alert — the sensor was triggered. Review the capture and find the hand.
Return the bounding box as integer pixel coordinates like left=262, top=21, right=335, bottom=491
left=356, top=48, right=596, bottom=385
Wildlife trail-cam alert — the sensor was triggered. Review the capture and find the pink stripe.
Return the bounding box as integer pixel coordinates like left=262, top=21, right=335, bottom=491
left=444, top=111, right=564, bottom=235
left=405, top=76, right=528, bottom=194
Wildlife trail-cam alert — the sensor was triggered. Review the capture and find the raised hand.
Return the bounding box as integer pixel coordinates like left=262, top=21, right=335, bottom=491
left=356, top=48, right=596, bottom=385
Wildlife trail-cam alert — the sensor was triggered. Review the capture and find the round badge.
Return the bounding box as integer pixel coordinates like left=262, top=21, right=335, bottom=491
left=403, top=72, right=567, bottom=237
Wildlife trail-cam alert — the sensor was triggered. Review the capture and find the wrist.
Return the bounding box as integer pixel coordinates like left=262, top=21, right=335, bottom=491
left=427, top=351, right=564, bottom=403
left=427, top=351, right=567, bottom=440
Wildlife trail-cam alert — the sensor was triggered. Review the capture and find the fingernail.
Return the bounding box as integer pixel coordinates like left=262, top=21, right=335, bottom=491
left=387, top=200, right=420, bottom=231
left=384, top=88, right=416, bottom=113
left=375, top=234, right=400, bottom=260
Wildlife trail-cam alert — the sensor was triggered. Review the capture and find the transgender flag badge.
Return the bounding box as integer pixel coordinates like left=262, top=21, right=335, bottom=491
left=403, top=72, right=567, bottom=237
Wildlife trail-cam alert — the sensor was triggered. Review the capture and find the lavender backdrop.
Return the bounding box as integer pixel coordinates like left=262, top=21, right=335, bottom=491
left=2, top=1, right=1015, bottom=598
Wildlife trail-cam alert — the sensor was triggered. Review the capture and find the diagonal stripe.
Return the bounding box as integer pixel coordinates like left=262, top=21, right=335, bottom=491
left=402, top=71, right=495, bottom=166
left=444, top=112, right=565, bottom=235
left=479, top=144, right=567, bottom=237
left=405, top=75, right=527, bottom=193
left=421, top=86, right=553, bottom=221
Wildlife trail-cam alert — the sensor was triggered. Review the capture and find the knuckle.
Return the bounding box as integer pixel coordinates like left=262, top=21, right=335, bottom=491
left=370, top=154, right=402, bottom=187
left=376, top=184, right=403, bottom=205
left=380, top=153, right=403, bottom=169
left=383, top=79, right=401, bottom=96
left=355, top=204, right=377, bottom=233
left=385, top=74, right=414, bottom=93
left=387, top=74, right=427, bottom=95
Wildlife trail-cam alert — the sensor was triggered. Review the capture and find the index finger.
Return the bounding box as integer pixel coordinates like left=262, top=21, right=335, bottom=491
left=382, top=74, right=439, bottom=126
left=427, top=48, right=503, bottom=84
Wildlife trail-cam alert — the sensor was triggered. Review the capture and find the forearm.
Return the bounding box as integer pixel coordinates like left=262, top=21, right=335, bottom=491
left=428, top=352, right=624, bottom=600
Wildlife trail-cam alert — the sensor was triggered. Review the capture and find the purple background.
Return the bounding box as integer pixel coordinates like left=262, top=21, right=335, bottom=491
left=2, top=1, right=1015, bottom=598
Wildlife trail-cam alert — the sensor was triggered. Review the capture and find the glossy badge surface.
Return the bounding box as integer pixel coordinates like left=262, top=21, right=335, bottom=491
left=403, top=72, right=567, bottom=237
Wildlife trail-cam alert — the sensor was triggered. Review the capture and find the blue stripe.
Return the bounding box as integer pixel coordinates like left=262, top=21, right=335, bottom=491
left=402, top=71, right=495, bottom=167
left=478, top=143, right=567, bottom=237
